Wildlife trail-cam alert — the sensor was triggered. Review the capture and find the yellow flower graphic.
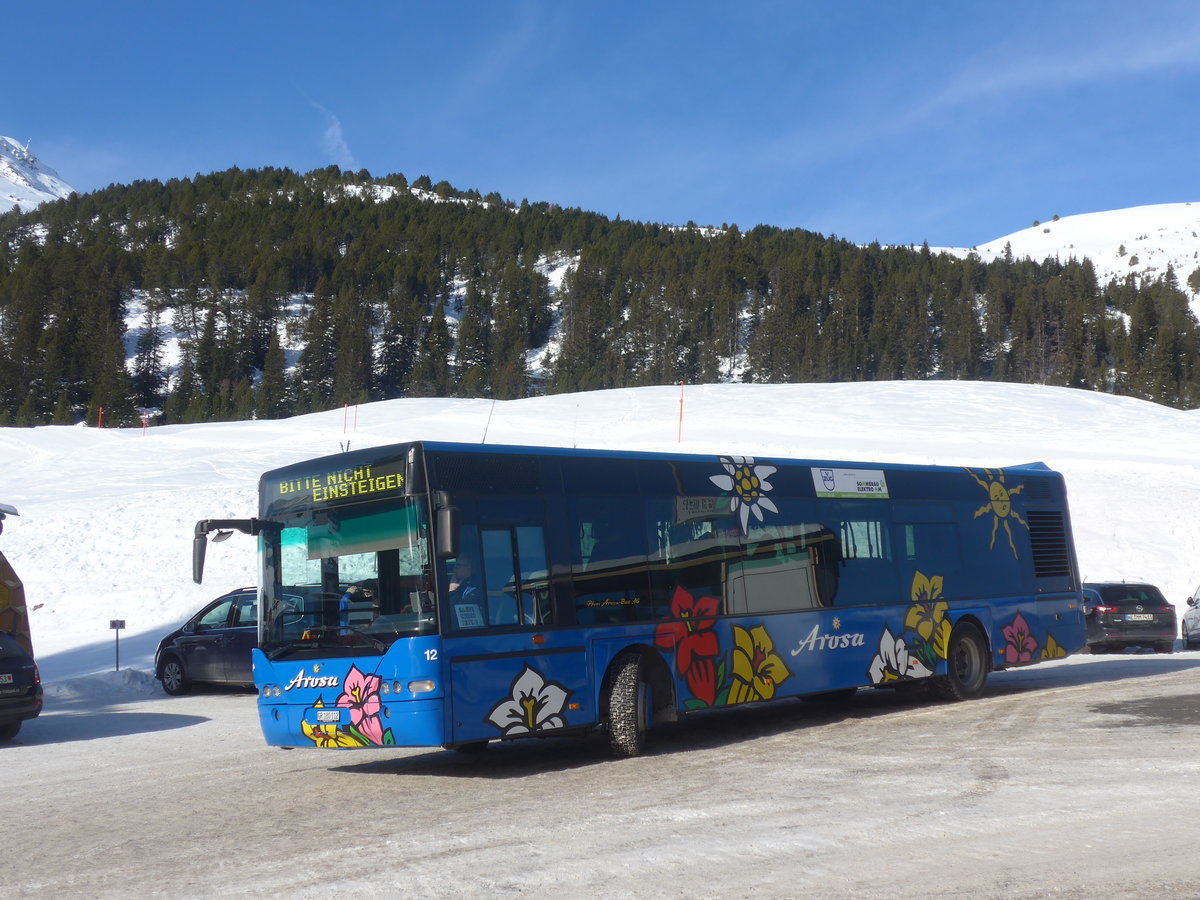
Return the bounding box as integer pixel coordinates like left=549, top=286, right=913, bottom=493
left=728, top=624, right=791, bottom=704
left=301, top=699, right=361, bottom=749
left=905, top=571, right=951, bottom=660
left=1041, top=634, right=1067, bottom=660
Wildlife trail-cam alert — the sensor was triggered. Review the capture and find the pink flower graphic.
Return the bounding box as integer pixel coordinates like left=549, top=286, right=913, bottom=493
left=1002, top=613, right=1039, bottom=664
left=336, top=664, right=384, bottom=744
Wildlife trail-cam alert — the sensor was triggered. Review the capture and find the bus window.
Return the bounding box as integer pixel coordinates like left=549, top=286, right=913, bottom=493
left=729, top=522, right=839, bottom=614
left=568, top=497, right=652, bottom=624
left=645, top=497, right=735, bottom=617
left=515, top=526, right=551, bottom=625
left=826, top=501, right=899, bottom=606
left=897, top=521, right=964, bottom=599
left=447, top=524, right=486, bottom=630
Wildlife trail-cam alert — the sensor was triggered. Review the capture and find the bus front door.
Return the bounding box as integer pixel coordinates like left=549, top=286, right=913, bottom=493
left=445, top=523, right=594, bottom=745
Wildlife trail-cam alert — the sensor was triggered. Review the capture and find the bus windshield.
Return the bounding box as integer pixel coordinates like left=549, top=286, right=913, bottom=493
left=262, top=496, right=436, bottom=658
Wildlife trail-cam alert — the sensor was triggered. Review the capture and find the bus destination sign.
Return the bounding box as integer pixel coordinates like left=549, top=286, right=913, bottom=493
left=265, top=456, right=407, bottom=514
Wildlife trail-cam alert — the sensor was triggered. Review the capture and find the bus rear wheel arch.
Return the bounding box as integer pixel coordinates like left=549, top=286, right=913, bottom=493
left=601, top=648, right=673, bottom=758
left=930, top=620, right=989, bottom=701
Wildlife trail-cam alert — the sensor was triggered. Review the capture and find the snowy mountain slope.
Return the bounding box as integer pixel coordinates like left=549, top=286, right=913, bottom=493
left=0, top=136, right=75, bottom=213
left=937, top=202, right=1200, bottom=314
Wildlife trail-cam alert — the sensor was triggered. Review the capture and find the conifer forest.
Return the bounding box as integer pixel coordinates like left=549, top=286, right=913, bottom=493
left=1, top=165, right=1198, bottom=427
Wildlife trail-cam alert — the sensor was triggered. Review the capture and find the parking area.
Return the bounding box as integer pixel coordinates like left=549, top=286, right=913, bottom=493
left=4, top=652, right=1200, bottom=899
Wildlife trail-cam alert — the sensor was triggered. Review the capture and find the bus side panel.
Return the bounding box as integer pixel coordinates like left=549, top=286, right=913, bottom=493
left=589, top=605, right=1006, bottom=716
left=445, top=632, right=593, bottom=746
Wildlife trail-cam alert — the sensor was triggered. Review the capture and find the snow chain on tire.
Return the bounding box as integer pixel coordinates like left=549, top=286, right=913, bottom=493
left=605, top=652, right=647, bottom=758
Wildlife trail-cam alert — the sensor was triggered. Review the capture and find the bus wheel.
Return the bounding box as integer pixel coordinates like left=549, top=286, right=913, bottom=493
left=931, top=622, right=988, bottom=701
left=605, top=653, right=648, bottom=758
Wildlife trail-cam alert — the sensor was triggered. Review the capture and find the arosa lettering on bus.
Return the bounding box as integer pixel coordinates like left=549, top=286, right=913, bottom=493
left=264, top=455, right=407, bottom=515
left=284, top=669, right=341, bottom=691
left=789, top=623, right=867, bottom=655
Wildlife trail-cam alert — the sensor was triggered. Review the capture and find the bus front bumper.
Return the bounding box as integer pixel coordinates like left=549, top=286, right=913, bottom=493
left=257, top=696, right=445, bottom=749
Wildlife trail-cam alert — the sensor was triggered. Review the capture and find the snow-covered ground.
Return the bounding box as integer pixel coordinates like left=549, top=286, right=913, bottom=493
left=4, top=381, right=1200, bottom=899
left=2, top=380, right=1199, bottom=684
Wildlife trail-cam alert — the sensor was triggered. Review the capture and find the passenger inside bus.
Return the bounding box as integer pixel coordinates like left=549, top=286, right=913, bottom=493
left=448, top=557, right=485, bottom=629
left=339, top=580, right=379, bottom=628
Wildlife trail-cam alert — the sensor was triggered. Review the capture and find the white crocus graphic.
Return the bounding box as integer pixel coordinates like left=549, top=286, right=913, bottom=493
left=867, top=627, right=933, bottom=684
left=486, top=665, right=570, bottom=735
left=710, top=455, right=779, bottom=532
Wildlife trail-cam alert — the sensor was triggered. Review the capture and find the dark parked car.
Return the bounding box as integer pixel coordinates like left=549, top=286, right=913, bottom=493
left=1182, top=582, right=1200, bottom=649
left=0, top=631, right=42, bottom=739
left=155, top=588, right=258, bottom=695
left=1082, top=581, right=1176, bottom=654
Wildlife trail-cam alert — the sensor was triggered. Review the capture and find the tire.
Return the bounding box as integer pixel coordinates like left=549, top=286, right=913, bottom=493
left=160, top=655, right=190, bottom=695
left=605, top=652, right=648, bottom=758
left=930, top=622, right=989, bottom=701
left=1184, top=626, right=1198, bottom=650
left=0, top=721, right=20, bottom=740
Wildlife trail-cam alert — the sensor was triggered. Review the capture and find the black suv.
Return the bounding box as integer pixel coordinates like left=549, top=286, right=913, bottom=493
left=0, top=632, right=42, bottom=740
left=1082, top=581, right=1176, bottom=654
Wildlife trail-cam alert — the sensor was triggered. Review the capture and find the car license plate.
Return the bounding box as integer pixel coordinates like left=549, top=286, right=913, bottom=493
left=1125, top=614, right=1154, bottom=621
left=315, top=709, right=340, bottom=723
left=0, top=674, right=12, bottom=684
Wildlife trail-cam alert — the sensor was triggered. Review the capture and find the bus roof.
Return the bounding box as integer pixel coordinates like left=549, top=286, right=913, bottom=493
left=260, top=440, right=1058, bottom=481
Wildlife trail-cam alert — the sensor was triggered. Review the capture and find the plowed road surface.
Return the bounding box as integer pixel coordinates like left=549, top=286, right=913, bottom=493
left=6, top=652, right=1200, bottom=899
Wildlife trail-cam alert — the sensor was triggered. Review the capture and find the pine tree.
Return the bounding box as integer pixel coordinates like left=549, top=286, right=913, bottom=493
left=408, top=300, right=452, bottom=397
left=131, top=304, right=167, bottom=408
left=255, top=328, right=289, bottom=418
left=455, top=282, right=492, bottom=397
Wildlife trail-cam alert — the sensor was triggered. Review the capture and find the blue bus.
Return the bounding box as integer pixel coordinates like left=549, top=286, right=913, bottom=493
left=193, top=441, right=1086, bottom=757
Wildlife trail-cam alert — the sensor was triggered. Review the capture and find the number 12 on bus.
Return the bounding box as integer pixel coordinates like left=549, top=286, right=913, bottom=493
left=193, top=441, right=1086, bottom=758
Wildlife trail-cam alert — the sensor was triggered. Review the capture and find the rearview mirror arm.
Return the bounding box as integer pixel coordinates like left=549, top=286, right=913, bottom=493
left=192, top=518, right=271, bottom=585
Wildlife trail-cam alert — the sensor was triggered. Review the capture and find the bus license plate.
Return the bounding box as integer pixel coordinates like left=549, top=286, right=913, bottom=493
left=315, top=709, right=340, bottom=723
left=1125, top=614, right=1153, bottom=621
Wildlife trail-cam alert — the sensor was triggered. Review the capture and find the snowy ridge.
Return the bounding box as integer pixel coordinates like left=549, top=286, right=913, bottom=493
left=0, top=136, right=75, bottom=213
left=936, top=202, right=1200, bottom=314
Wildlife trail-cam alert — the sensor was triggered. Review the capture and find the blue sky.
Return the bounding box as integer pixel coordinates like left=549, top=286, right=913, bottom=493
left=9, top=1, right=1200, bottom=247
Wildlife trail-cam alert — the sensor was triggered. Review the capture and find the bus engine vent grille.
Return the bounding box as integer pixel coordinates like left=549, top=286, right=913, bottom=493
left=1022, top=478, right=1053, bottom=500
left=434, top=452, right=541, bottom=493
left=1026, top=509, right=1071, bottom=579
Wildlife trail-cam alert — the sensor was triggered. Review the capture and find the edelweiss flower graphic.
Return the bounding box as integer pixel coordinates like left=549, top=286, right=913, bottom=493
left=486, top=665, right=571, bottom=736
left=710, top=456, right=779, bottom=532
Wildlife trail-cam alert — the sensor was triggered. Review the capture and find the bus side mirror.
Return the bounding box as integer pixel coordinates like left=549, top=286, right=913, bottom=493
left=193, top=533, right=207, bottom=584
left=436, top=504, right=460, bottom=560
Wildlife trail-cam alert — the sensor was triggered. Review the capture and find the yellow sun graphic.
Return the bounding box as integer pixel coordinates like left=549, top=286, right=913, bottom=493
left=966, top=468, right=1027, bottom=559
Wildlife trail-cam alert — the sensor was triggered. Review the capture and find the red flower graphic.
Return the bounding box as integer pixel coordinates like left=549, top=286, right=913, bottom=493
left=655, top=586, right=720, bottom=706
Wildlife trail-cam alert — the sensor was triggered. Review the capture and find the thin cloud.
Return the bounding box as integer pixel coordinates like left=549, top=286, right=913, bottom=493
left=312, top=103, right=359, bottom=169
left=910, top=25, right=1200, bottom=126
